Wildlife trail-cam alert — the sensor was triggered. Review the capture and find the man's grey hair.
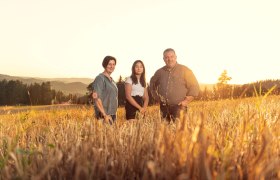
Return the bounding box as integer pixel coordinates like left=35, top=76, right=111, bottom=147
left=163, top=48, right=176, bottom=55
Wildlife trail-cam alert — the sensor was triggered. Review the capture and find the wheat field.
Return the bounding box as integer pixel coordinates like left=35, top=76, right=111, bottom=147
left=0, top=96, right=280, bottom=180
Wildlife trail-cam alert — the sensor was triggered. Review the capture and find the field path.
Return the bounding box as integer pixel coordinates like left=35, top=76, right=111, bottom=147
left=0, top=104, right=87, bottom=115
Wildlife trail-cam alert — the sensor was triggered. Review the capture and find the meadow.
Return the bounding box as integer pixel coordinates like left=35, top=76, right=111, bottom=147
left=0, top=96, right=279, bottom=180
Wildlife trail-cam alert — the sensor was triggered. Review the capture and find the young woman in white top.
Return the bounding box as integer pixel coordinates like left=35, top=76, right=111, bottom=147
left=125, top=60, right=149, bottom=120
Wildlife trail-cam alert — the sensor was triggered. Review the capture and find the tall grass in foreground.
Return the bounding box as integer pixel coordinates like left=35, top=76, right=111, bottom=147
left=0, top=96, right=280, bottom=179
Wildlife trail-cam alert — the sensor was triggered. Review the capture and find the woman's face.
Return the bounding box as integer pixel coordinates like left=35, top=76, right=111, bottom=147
left=105, top=60, right=116, bottom=74
left=134, top=62, right=144, bottom=75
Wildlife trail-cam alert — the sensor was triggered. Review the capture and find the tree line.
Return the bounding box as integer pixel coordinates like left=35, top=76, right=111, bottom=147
left=1, top=72, right=280, bottom=106
left=0, top=80, right=80, bottom=105
left=87, top=74, right=280, bottom=107
left=197, top=70, right=280, bottom=100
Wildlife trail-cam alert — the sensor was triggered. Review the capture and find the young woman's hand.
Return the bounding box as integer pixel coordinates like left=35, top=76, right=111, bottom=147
left=104, top=115, right=113, bottom=124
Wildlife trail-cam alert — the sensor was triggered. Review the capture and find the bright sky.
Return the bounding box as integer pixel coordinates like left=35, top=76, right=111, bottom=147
left=0, top=0, right=279, bottom=84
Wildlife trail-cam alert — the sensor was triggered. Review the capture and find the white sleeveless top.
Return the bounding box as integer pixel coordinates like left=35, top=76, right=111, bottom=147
left=125, top=77, right=145, bottom=96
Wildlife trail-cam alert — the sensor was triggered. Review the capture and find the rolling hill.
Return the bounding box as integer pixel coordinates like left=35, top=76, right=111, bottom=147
left=0, top=74, right=92, bottom=95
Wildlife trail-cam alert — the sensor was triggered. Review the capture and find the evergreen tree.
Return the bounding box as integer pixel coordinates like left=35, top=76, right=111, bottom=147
left=0, top=80, right=8, bottom=105
left=41, top=82, right=52, bottom=105
left=216, top=70, right=232, bottom=99
left=29, top=83, right=41, bottom=105
left=117, top=75, right=125, bottom=106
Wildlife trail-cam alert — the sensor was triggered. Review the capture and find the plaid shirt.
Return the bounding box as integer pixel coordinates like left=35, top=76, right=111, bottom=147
left=150, top=63, right=199, bottom=105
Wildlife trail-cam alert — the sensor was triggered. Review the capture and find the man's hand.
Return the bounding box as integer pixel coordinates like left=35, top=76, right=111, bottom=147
left=178, top=96, right=194, bottom=107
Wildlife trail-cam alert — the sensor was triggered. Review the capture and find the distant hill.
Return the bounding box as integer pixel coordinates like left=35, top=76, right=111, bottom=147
left=50, top=81, right=89, bottom=95
left=38, top=77, right=93, bottom=85
left=0, top=74, right=91, bottom=95
left=0, top=74, right=45, bottom=84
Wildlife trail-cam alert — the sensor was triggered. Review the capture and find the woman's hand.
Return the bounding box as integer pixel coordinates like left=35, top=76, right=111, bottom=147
left=139, top=107, right=147, bottom=114
left=104, top=115, right=113, bottom=124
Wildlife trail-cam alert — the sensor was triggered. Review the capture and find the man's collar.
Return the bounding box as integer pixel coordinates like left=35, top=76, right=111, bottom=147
left=164, top=63, right=178, bottom=71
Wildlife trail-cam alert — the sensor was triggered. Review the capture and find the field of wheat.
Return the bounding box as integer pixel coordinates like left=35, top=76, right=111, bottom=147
left=0, top=95, right=280, bottom=180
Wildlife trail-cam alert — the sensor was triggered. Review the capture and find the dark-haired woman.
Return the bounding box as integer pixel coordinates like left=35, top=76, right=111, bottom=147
left=92, top=56, right=118, bottom=123
left=125, top=60, right=149, bottom=120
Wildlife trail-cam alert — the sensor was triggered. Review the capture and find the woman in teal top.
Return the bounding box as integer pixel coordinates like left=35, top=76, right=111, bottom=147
left=92, top=56, right=118, bottom=123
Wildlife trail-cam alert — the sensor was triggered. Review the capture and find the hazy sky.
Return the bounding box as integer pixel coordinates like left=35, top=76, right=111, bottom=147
left=0, top=0, right=279, bottom=84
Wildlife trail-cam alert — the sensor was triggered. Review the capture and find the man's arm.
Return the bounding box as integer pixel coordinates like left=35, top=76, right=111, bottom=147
left=150, top=71, right=160, bottom=103
left=178, top=69, right=200, bottom=107
left=185, top=70, right=200, bottom=97
left=143, top=87, right=149, bottom=108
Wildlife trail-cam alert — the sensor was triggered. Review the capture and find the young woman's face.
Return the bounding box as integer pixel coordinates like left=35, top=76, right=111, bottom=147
left=105, top=60, right=116, bottom=74
left=134, top=62, right=144, bottom=75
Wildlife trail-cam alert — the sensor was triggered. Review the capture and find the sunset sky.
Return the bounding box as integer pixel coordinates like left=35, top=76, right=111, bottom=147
left=0, top=0, right=279, bottom=84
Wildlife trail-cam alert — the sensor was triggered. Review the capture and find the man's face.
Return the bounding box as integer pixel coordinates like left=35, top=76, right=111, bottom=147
left=163, top=51, right=177, bottom=69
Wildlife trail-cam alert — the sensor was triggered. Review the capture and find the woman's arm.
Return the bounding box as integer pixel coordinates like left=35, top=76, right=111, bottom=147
left=125, top=83, right=143, bottom=111
left=92, top=92, right=112, bottom=122
left=93, top=93, right=106, bottom=116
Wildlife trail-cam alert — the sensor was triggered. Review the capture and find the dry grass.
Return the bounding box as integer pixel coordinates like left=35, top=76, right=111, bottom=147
left=0, top=96, right=280, bottom=179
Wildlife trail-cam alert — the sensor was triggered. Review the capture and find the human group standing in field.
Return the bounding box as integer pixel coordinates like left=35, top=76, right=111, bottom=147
left=92, top=48, right=200, bottom=123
